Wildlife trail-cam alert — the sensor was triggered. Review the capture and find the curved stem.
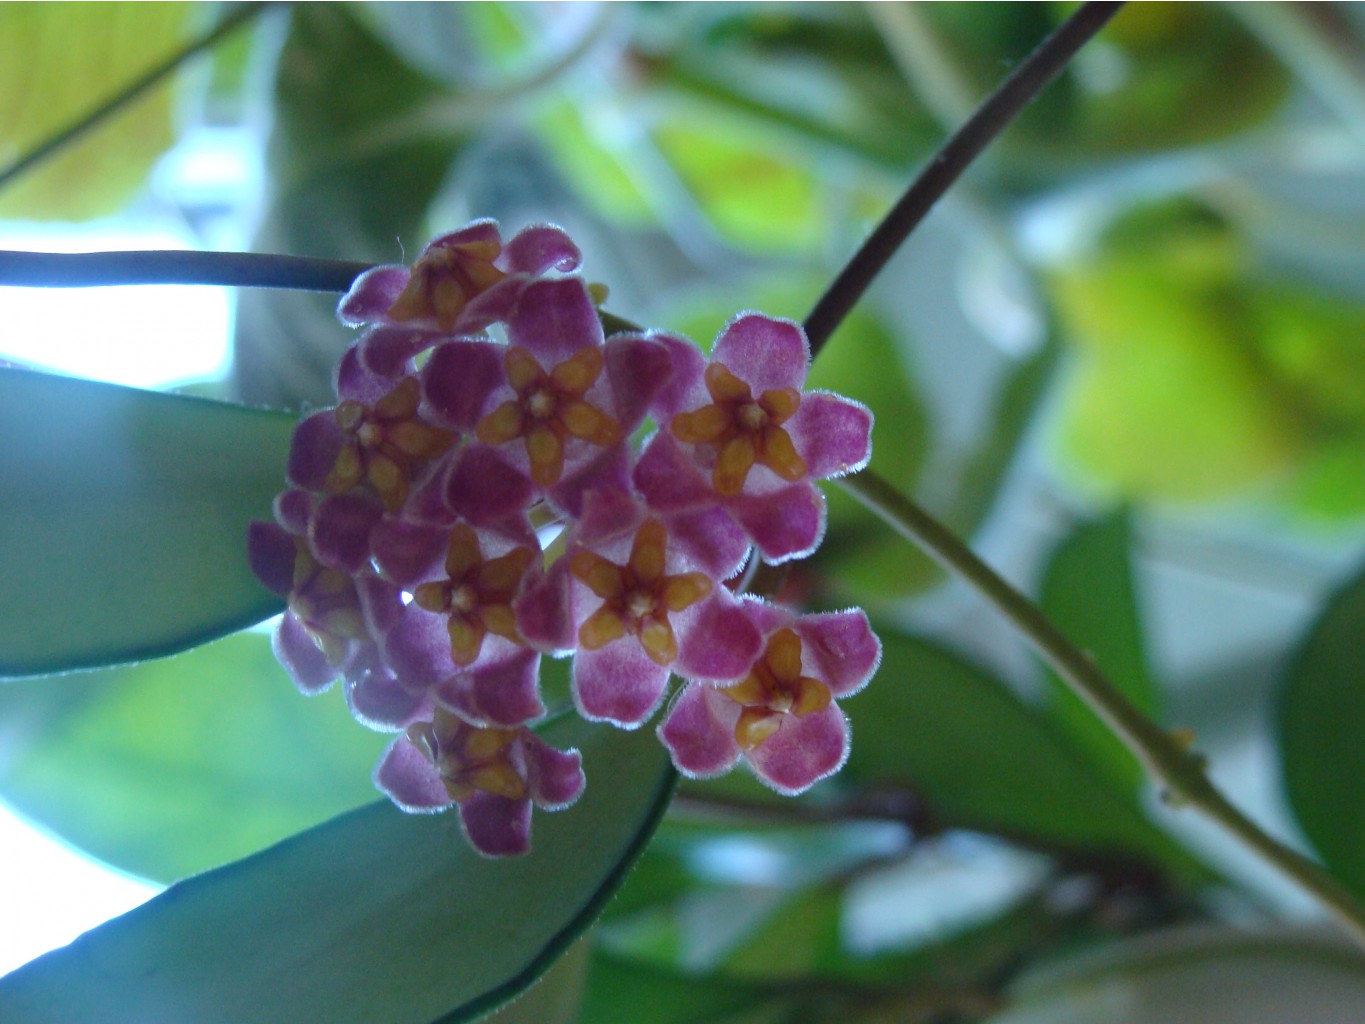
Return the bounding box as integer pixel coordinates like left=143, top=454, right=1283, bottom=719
left=803, top=1, right=1124, bottom=355
left=837, top=468, right=1365, bottom=949
left=0, top=2, right=273, bottom=194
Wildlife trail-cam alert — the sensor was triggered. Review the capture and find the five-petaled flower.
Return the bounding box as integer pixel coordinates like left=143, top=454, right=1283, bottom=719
left=248, top=219, right=880, bottom=857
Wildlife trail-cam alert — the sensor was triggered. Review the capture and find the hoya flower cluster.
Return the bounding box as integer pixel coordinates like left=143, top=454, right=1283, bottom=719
left=247, top=221, right=880, bottom=856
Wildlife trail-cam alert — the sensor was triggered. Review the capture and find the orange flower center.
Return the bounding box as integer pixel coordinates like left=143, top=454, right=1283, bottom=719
left=412, top=524, right=534, bottom=666
left=325, top=377, right=454, bottom=514
left=569, top=520, right=712, bottom=666
left=409, top=710, right=527, bottom=803
left=670, top=363, right=807, bottom=496
left=386, top=239, right=508, bottom=331
left=720, top=628, right=831, bottom=750
left=476, top=346, right=623, bottom=486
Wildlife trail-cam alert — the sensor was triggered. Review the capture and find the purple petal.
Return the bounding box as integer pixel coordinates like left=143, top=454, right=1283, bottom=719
left=573, top=642, right=672, bottom=728
left=633, top=432, right=714, bottom=511
left=647, top=334, right=709, bottom=424
left=310, top=493, right=382, bottom=573
left=358, top=326, right=436, bottom=378
left=374, top=737, right=450, bottom=812
left=712, top=313, right=809, bottom=394
left=605, top=336, right=672, bottom=432
left=383, top=606, right=456, bottom=690
left=516, top=559, right=576, bottom=653
left=459, top=793, right=532, bottom=856
left=287, top=411, right=345, bottom=491
left=427, top=219, right=502, bottom=253
left=728, top=484, right=825, bottom=564
left=523, top=735, right=585, bottom=809
left=446, top=445, right=535, bottom=525
left=273, top=612, right=337, bottom=694
left=500, top=224, right=581, bottom=275
left=422, top=340, right=505, bottom=432
left=549, top=442, right=631, bottom=520
left=735, top=596, right=791, bottom=636
left=676, top=594, right=763, bottom=682
left=247, top=520, right=295, bottom=597
left=573, top=485, right=646, bottom=547
left=788, top=392, right=873, bottom=480
left=658, top=684, right=742, bottom=778
left=506, top=278, right=602, bottom=366
left=665, top=504, right=750, bottom=581
left=463, top=645, right=545, bottom=726
left=746, top=706, right=849, bottom=796
left=794, top=611, right=881, bottom=698
left=356, top=575, right=406, bottom=637
left=370, top=518, right=449, bottom=586
left=346, top=670, right=431, bottom=731
left=335, top=344, right=395, bottom=403
left=273, top=488, right=314, bottom=536
left=338, top=266, right=412, bottom=326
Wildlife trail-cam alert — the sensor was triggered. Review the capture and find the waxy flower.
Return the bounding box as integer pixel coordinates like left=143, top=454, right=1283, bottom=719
left=659, top=601, right=880, bottom=794
left=421, top=277, right=671, bottom=516
left=519, top=489, right=759, bottom=728
left=635, top=313, right=873, bottom=563
left=375, top=709, right=585, bottom=857
left=338, top=220, right=583, bottom=377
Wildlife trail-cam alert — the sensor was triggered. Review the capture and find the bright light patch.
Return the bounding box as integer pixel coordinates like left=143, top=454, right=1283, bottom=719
left=0, top=801, right=161, bottom=977
left=0, top=227, right=230, bottom=388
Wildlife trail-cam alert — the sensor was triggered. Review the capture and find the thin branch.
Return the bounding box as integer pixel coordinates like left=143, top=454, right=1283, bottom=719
left=0, top=249, right=370, bottom=292
left=0, top=2, right=272, bottom=193
left=837, top=468, right=1365, bottom=950
left=802, top=1, right=1125, bottom=354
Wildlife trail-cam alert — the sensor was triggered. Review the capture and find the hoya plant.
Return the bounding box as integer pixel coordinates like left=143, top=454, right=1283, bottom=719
left=3, top=3, right=1365, bottom=1022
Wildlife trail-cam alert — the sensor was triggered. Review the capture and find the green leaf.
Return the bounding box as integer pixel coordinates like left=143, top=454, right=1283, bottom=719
left=994, top=927, right=1365, bottom=1024
left=844, top=631, right=1201, bottom=879
left=1280, top=561, right=1365, bottom=899
left=0, top=714, right=675, bottom=1024
left=0, top=368, right=290, bottom=677
left=581, top=953, right=792, bottom=1024
left=0, top=4, right=191, bottom=219
left=235, top=4, right=470, bottom=407
left=1039, top=510, right=1157, bottom=796
left=0, top=632, right=386, bottom=883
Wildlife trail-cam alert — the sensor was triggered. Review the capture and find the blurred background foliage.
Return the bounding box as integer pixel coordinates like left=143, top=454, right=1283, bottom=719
left=4, top=2, right=1365, bottom=1021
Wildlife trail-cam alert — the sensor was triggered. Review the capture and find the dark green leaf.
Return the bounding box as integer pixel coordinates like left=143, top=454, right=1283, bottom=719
left=0, top=632, right=385, bottom=882
left=1280, top=561, right=1365, bottom=898
left=0, top=714, right=675, bottom=1024
left=580, top=953, right=794, bottom=1024
left=0, top=368, right=290, bottom=677
left=844, top=631, right=1201, bottom=880
left=1039, top=510, right=1157, bottom=796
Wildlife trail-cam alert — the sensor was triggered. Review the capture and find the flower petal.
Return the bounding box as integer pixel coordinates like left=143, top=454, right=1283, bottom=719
left=500, top=224, right=581, bottom=275
left=464, top=644, right=545, bottom=726
left=658, top=684, right=742, bottom=778
left=506, top=278, right=602, bottom=367
left=712, top=313, right=809, bottom=395
left=382, top=606, right=456, bottom=690
left=310, top=493, right=383, bottom=573
left=605, top=336, right=673, bottom=433
left=728, top=484, right=826, bottom=564
left=422, top=340, right=506, bottom=432
left=338, top=266, right=412, bottom=326
left=446, top=445, right=536, bottom=525
left=648, top=334, right=710, bottom=424
left=633, top=432, right=713, bottom=511
left=459, top=793, right=533, bottom=857
left=273, top=612, right=337, bottom=694
left=676, top=593, right=763, bottom=682
left=373, top=736, right=450, bottom=811
left=346, top=670, right=431, bottom=731
left=523, top=734, right=586, bottom=809
left=358, top=326, right=435, bottom=378
left=746, top=705, right=848, bottom=796
left=573, top=641, right=672, bottom=728
left=794, top=610, right=882, bottom=698
left=788, top=392, right=873, bottom=480
left=370, top=517, right=449, bottom=586
left=247, top=520, right=296, bottom=597
left=286, top=410, right=346, bottom=491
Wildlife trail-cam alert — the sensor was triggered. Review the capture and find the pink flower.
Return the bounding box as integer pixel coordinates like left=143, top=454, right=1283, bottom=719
left=421, top=277, right=672, bottom=517
left=338, top=220, right=582, bottom=377
left=658, top=601, right=880, bottom=794
left=374, top=709, right=585, bottom=857
left=635, top=313, right=873, bottom=563
left=518, top=489, right=759, bottom=729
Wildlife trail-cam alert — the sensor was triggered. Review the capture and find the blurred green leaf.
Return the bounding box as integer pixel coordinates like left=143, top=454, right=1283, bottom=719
left=0, top=368, right=289, bottom=677
left=581, top=953, right=794, bottom=1024
left=0, top=632, right=385, bottom=883
left=1039, top=510, right=1157, bottom=796
left=993, top=927, right=1365, bottom=1024
left=235, top=4, right=470, bottom=407
left=0, top=3, right=190, bottom=219
left=0, top=714, right=674, bottom=1024
left=845, top=631, right=1201, bottom=879
left=1047, top=209, right=1303, bottom=502
left=1280, top=561, right=1365, bottom=899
